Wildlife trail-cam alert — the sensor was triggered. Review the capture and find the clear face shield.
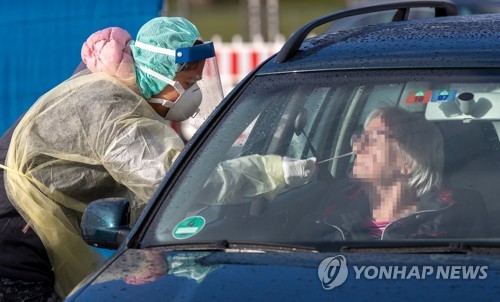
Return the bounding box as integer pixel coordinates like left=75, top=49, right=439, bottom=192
left=176, top=53, right=225, bottom=139
left=172, top=42, right=224, bottom=124
left=135, top=41, right=223, bottom=124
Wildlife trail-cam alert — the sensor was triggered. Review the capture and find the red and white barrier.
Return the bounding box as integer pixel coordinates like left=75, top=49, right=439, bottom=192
left=212, top=34, right=285, bottom=95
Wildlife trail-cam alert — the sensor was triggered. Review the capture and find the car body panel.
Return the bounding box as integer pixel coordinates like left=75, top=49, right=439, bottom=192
left=68, top=248, right=500, bottom=301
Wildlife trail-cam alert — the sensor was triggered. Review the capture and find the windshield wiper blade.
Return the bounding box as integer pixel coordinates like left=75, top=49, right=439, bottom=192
left=340, top=241, right=500, bottom=254
left=150, top=240, right=230, bottom=251
left=154, top=240, right=318, bottom=253
left=224, top=241, right=318, bottom=253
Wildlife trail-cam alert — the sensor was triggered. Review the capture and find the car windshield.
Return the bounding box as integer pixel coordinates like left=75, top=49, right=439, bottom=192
left=143, top=68, right=500, bottom=249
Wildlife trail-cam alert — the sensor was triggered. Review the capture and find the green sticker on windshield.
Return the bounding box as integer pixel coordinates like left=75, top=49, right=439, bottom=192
left=172, top=216, right=206, bottom=240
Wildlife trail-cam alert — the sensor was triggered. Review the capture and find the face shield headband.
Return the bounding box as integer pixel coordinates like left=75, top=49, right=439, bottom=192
left=134, top=40, right=216, bottom=64
left=134, top=41, right=219, bottom=122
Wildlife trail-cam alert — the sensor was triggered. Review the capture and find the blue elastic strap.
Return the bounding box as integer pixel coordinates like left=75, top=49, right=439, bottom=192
left=175, top=42, right=215, bottom=63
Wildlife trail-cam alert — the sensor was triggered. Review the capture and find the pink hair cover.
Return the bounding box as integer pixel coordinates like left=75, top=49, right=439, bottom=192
left=81, top=27, right=135, bottom=82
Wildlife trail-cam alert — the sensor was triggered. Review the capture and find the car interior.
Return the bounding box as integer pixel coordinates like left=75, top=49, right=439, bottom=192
left=432, top=111, right=500, bottom=238
left=149, top=70, right=500, bottom=245
left=248, top=77, right=500, bottom=241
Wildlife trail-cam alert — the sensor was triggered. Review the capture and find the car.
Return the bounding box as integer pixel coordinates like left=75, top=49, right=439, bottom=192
left=329, top=0, right=500, bottom=32
left=67, top=0, right=500, bottom=300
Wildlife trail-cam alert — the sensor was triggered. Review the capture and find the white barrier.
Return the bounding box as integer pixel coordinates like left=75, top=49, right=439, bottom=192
left=211, top=34, right=286, bottom=95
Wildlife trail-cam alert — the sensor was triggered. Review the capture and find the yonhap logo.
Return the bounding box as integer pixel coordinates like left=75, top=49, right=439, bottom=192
left=317, top=255, right=489, bottom=290
left=317, top=255, right=349, bottom=290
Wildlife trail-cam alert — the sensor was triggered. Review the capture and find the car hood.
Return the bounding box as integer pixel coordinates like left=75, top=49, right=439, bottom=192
left=68, top=247, right=500, bottom=301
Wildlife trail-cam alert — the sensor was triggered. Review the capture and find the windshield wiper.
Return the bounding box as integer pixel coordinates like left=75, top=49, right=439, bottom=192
left=340, top=241, right=500, bottom=254
left=222, top=241, right=318, bottom=253
left=151, top=240, right=318, bottom=253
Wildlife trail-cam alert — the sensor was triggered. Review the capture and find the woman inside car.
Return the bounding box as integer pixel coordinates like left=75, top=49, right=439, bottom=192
left=293, top=106, right=487, bottom=241
left=349, top=106, right=447, bottom=239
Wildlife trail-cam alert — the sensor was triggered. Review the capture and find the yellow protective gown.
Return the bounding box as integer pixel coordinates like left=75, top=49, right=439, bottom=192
left=2, top=70, right=286, bottom=297
left=3, top=71, right=184, bottom=296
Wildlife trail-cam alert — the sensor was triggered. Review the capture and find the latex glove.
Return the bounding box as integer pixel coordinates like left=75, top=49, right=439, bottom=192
left=281, top=157, right=317, bottom=187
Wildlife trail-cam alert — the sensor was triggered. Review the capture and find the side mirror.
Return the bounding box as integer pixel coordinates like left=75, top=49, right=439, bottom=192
left=81, top=198, right=131, bottom=250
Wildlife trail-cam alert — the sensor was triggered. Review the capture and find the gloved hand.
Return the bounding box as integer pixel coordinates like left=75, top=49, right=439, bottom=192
left=281, top=157, right=317, bottom=187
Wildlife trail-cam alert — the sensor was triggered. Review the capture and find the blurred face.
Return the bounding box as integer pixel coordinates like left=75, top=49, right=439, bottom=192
left=352, top=116, right=405, bottom=185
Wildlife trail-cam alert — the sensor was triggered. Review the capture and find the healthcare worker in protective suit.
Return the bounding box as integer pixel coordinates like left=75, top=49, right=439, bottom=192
left=2, top=17, right=316, bottom=298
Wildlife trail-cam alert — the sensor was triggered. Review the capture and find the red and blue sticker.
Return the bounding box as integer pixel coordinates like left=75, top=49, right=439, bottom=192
left=406, top=90, right=457, bottom=104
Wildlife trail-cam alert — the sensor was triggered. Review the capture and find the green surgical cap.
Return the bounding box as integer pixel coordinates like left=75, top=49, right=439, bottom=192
left=131, top=17, right=200, bottom=99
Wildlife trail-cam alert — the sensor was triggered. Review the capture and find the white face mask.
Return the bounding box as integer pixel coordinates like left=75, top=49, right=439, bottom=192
left=135, top=64, right=203, bottom=122
left=148, top=82, right=202, bottom=122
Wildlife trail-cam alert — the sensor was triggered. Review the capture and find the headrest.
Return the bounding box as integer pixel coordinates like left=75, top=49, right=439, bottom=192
left=436, top=121, right=494, bottom=174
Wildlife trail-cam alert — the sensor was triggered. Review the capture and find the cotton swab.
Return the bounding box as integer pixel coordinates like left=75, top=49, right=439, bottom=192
left=316, top=152, right=354, bottom=165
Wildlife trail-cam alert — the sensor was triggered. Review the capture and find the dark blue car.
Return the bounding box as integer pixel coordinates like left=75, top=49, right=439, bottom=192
left=67, top=1, right=500, bottom=300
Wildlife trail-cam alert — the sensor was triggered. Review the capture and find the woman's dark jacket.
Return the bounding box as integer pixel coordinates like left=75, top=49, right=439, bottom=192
left=292, top=181, right=490, bottom=241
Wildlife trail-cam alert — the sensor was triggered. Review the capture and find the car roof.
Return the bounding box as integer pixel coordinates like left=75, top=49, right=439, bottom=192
left=259, top=14, right=500, bottom=75
left=347, top=0, right=500, bottom=13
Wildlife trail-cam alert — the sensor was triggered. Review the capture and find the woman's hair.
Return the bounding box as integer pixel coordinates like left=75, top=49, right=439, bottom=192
left=365, top=107, right=444, bottom=196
